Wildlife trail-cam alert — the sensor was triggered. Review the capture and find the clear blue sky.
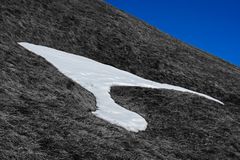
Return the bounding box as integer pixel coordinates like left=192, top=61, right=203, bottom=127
left=105, top=0, right=240, bottom=67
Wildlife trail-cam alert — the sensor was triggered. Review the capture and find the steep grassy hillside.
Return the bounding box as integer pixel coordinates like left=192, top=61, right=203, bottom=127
left=0, top=0, right=239, bottom=159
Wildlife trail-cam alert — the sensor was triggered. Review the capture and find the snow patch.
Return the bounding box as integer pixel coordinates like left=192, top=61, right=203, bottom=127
left=18, top=42, right=224, bottom=132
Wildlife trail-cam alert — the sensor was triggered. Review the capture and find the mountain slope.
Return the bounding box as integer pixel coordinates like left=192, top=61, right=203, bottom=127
left=0, top=0, right=240, bottom=159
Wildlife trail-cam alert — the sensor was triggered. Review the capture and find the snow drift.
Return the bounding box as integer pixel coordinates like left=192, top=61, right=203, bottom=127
left=19, top=42, right=224, bottom=132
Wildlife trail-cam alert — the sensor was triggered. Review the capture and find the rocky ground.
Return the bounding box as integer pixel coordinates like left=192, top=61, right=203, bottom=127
left=0, top=0, right=240, bottom=159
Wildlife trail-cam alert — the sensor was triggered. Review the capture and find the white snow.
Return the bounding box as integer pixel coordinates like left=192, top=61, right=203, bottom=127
left=18, top=42, right=224, bottom=132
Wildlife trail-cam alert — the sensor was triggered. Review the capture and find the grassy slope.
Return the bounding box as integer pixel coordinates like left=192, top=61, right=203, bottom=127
left=0, top=0, right=239, bottom=159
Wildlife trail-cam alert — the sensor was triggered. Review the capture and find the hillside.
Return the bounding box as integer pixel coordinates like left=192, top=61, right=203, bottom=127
left=0, top=0, right=240, bottom=159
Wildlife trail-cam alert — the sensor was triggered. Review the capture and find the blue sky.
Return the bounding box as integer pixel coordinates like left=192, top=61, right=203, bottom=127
left=105, top=0, right=240, bottom=67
